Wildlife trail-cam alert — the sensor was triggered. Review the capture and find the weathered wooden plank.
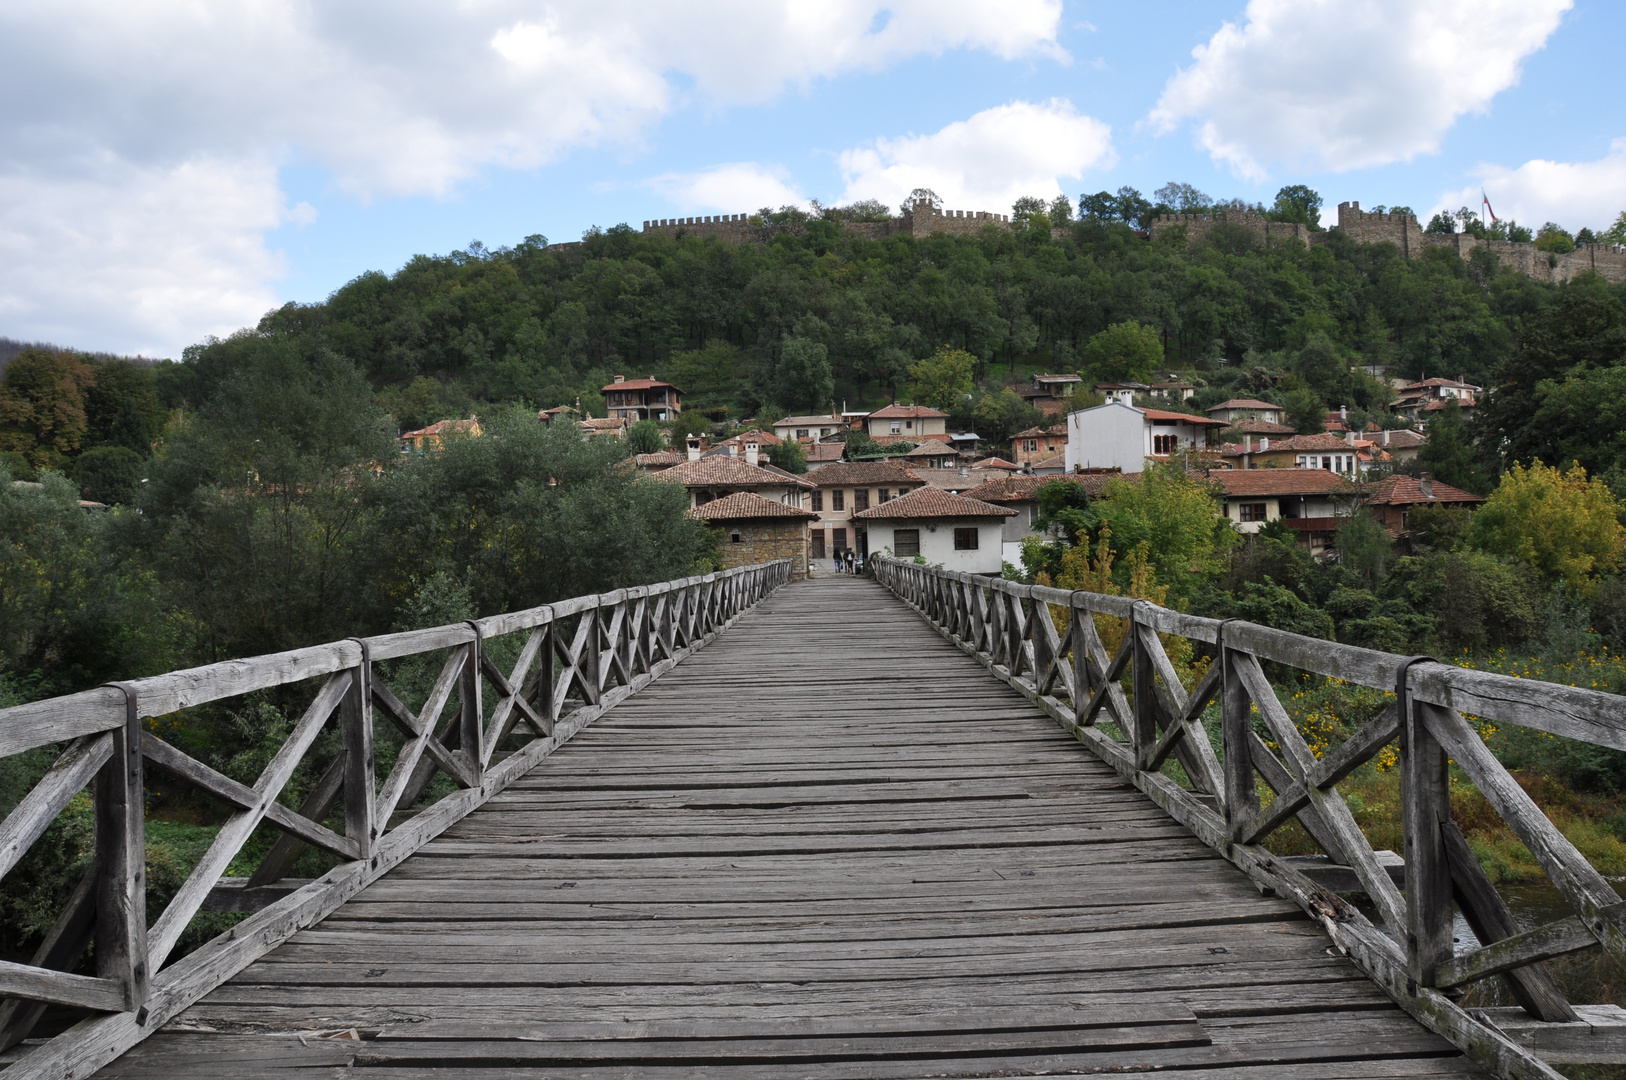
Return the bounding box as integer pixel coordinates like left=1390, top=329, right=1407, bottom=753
left=0, top=734, right=111, bottom=879
left=0, top=687, right=125, bottom=758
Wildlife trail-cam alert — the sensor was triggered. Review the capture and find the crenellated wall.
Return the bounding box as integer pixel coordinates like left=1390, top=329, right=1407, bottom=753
left=1334, top=202, right=1626, bottom=284
left=1147, top=212, right=1317, bottom=249
left=640, top=200, right=1011, bottom=244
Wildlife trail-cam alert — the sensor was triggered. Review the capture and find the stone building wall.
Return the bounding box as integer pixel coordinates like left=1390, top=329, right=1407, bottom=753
left=1147, top=212, right=1316, bottom=249
left=640, top=199, right=1010, bottom=245
left=713, top=519, right=810, bottom=579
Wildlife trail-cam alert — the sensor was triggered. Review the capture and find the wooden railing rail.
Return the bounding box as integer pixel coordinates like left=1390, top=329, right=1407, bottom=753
left=872, top=556, right=1626, bottom=1080
left=0, top=559, right=792, bottom=1079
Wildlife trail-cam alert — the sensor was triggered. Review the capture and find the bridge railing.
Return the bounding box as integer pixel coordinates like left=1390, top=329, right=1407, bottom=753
left=873, top=556, right=1626, bottom=1080
left=0, top=558, right=791, bottom=1079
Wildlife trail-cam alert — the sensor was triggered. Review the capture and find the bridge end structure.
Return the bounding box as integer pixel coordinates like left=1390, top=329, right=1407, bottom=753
left=872, top=556, right=1626, bottom=1079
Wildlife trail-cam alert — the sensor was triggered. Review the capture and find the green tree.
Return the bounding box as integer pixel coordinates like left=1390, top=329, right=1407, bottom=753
left=0, top=348, right=94, bottom=460
left=1284, top=388, right=1327, bottom=434
left=624, top=420, right=664, bottom=455
left=1468, top=461, right=1625, bottom=590
left=1534, top=223, right=1576, bottom=254
left=1096, top=462, right=1232, bottom=603
left=1271, top=185, right=1324, bottom=228
left=971, top=388, right=1044, bottom=445
left=1417, top=397, right=1487, bottom=493
left=1077, top=322, right=1163, bottom=383
left=668, top=341, right=744, bottom=411
left=1601, top=211, right=1626, bottom=247
left=759, top=330, right=833, bottom=414
left=73, top=446, right=145, bottom=505
left=1335, top=509, right=1392, bottom=590
left=907, top=346, right=975, bottom=410
left=766, top=439, right=807, bottom=474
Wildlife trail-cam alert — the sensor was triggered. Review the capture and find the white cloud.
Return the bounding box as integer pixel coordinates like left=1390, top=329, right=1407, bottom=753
left=0, top=0, right=1065, bottom=354
left=1151, top=0, right=1570, bottom=179
left=838, top=100, right=1114, bottom=213
left=1433, top=139, right=1626, bottom=233
left=644, top=164, right=806, bottom=214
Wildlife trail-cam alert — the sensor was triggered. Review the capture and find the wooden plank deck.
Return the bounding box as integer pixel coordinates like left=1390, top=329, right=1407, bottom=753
left=97, top=577, right=1481, bottom=1078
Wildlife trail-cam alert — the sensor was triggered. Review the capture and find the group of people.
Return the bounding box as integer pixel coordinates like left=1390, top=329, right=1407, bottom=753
left=832, top=549, right=864, bottom=575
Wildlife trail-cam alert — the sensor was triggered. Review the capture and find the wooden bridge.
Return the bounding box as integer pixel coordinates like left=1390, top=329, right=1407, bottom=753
left=2, top=561, right=1625, bottom=1078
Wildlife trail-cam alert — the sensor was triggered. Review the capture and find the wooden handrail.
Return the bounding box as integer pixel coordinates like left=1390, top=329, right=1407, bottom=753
left=0, top=559, right=792, bottom=1078
left=871, top=556, right=1625, bottom=1080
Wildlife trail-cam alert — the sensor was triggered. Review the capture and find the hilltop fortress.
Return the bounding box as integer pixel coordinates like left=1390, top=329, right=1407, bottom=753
left=630, top=198, right=1624, bottom=285
left=1147, top=202, right=1626, bottom=285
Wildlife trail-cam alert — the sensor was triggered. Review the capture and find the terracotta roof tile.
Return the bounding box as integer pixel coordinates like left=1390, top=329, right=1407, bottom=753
left=655, top=457, right=816, bottom=488
left=689, top=491, right=817, bottom=521
left=602, top=377, right=681, bottom=392
left=1214, top=469, right=1352, bottom=497
left=1227, top=418, right=1295, bottom=435
left=809, top=461, right=923, bottom=486
left=868, top=403, right=949, bottom=419
left=960, top=473, right=1115, bottom=503
left=1208, top=398, right=1282, bottom=412
left=851, top=486, right=1015, bottom=520
left=1364, top=475, right=1484, bottom=506
left=634, top=450, right=685, bottom=467
left=1142, top=408, right=1227, bottom=425
left=903, top=439, right=956, bottom=457
left=805, top=442, right=846, bottom=462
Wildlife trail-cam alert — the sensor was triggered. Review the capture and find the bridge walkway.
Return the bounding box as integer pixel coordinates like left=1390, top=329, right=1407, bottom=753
left=97, top=576, right=1479, bottom=1078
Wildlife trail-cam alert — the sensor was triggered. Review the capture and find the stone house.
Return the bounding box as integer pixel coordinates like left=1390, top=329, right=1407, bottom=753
left=399, top=417, right=481, bottom=455
left=853, top=487, right=1015, bottom=575
left=1362, top=474, right=1484, bottom=536
left=1392, top=378, right=1480, bottom=424
left=808, top=461, right=925, bottom=560
left=655, top=452, right=816, bottom=510
left=866, top=404, right=949, bottom=443
left=1206, top=398, right=1285, bottom=425
left=690, top=491, right=817, bottom=579
left=602, top=375, right=684, bottom=422
left=578, top=416, right=628, bottom=440
left=1011, top=424, right=1066, bottom=466
left=1224, top=432, right=1384, bottom=477
left=1213, top=469, right=1350, bottom=556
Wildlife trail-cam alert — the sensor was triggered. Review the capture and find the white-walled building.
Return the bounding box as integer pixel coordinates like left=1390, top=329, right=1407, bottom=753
left=1214, top=469, right=1350, bottom=556
left=852, top=487, right=1015, bottom=574
left=1064, top=402, right=1226, bottom=474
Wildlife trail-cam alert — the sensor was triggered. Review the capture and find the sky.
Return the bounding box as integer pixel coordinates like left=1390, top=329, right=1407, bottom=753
left=1, top=0, right=1621, bottom=359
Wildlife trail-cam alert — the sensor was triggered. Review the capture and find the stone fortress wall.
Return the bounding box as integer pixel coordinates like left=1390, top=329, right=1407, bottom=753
left=1146, top=203, right=1626, bottom=284
left=641, top=199, right=1010, bottom=243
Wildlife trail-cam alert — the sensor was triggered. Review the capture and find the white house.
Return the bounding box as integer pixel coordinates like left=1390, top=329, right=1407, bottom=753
left=1206, top=398, right=1285, bottom=425
left=866, top=404, right=949, bottom=442
left=1214, top=468, right=1349, bottom=557
left=852, top=487, right=1015, bottom=574
left=1064, top=402, right=1226, bottom=474
left=772, top=414, right=846, bottom=443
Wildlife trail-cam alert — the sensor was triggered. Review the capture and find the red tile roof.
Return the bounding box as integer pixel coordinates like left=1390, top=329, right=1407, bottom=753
left=966, top=456, right=1021, bottom=470
left=903, top=439, right=956, bottom=457
left=1207, top=398, right=1281, bottom=412
left=1251, top=433, right=1357, bottom=452
left=655, top=457, right=816, bottom=488
left=868, top=403, right=949, bottom=419
left=634, top=450, right=685, bottom=468
left=1142, top=408, right=1228, bottom=425
left=579, top=417, right=626, bottom=431
left=1214, top=469, right=1352, bottom=497
left=809, top=461, right=923, bottom=487
left=805, top=442, right=846, bottom=462
left=851, top=486, right=1015, bottom=520
left=401, top=418, right=479, bottom=439
left=960, top=473, right=1115, bottom=503
left=1227, top=418, right=1295, bottom=435
left=603, top=377, right=681, bottom=392
left=1363, top=475, right=1484, bottom=506
left=689, top=491, right=817, bottom=521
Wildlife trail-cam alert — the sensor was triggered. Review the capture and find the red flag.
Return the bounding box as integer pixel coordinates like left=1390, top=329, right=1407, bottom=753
left=1482, top=191, right=1498, bottom=223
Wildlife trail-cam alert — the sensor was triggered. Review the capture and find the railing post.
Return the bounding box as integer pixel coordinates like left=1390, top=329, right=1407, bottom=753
left=342, top=645, right=376, bottom=859
left=97, top=685, right=149, bottom=1017
left=1071, top=596, right=1092, bottom=726
left=459, top=632, right=483, bottom=783
left=1219, top=623, right=1255, bottom=843
left=1400, top=659, right=1452, bottom=992
left=1129, top=603, right=1156, bottom=759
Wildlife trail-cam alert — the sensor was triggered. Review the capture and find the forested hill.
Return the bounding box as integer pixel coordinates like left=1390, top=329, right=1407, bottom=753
left=164, top=213, right=1607, bottom=438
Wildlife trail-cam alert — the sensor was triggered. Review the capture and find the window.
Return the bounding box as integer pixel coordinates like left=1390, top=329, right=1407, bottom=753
left=795, top=428, right=809, bottom=440
left=729, top=531, right=743, bottom=543
left=890, top=421, right=902, bottom=434
left=812, top=532, right=825, bottom=559
left=893, top=529, right=920, bottom=556
left=832, top=490, right=845, bottom=511
left=1322, top=456, right=1333, bottom=471
left=1024, top=439, right=1037, bottom=452
left=832, top=527, right=848, bottom=553
left=877, top=489, right=889, bottom=502
left=854, top=489, right=870, bottom=511
left=1239, top=503, right=1268, bottom=523
left=811, top=490, right=823, bottom=512
left=1152, top=434, right=1179, bottom=455
left=953, top=527, right=979, bottom=550
left=905, top=420, right=913, bottom=430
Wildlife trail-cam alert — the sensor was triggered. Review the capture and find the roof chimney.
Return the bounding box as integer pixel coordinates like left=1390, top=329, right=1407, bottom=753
left=1345, top=430, right=1355, bottom=446
left=1259, top=437, right=1269, bottom=451
left=744, top=439, right=759, bottom=467
left=686, top=435, right=701, bottom=462
left=1420, top=472, right=1435, bottom=498
left=1382, top=429, right=1390, bottom=447
left=612, top=374, right=625, bottom=384
left=1340, top=404, right=1348, bottom=421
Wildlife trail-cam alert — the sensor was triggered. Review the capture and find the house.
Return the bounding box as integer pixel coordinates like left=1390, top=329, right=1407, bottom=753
left=1213, top=469, right=1350, bottom=557
left=1373, top=428, right=1425, bottom=462
left=655, top=448, right=816, bottom=510
left=690, top=491, right=817, bottom=579
left=803, top=441, right=847, bottom=470
left=946, top=432, right=982, bottom=454
left=399, top=417, right=481, bottom=455
left=1030, top=452, right=1068, bottom=475
left=907, top=467, right=988, bottom=493
left=1095, top=382, right=1149, bottom=406
left=1224, top=432, right=1385, bottom=477
left=771, top=414, right=846, bottom=443
left=1362, top=474, right=1484, bottom=536
left=633, top=450, right=686, bottom=472
left=578, top=416, right=628, bottom=440
left=902, top=439, right=957, bottom=469
left=1011, top=424, right=1066, bottom=466
left=1149, top=379, right=1197, bottom=401
left=602, top=375, right=684, bottom=422
left=1391, top=378, right=1480, bottom=423
left=959, top=472, right=1117, bottom=565
left=807, top=461, right=925, bottom=561
left=1013, top=374, right=1083, bottom=417
left=866, top=404, right=949, bottom=443
left=1225, top=417, right=1295, bottom=439
left=706, top=429, right=782, bottom=459
left=854, top=487, right=1016, bottom=574
left=1064, top=402, right=1226, bottom=473
left=538, top=404, right=579, bottom=427
left=1206, top=398, right=1285, bottom=425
